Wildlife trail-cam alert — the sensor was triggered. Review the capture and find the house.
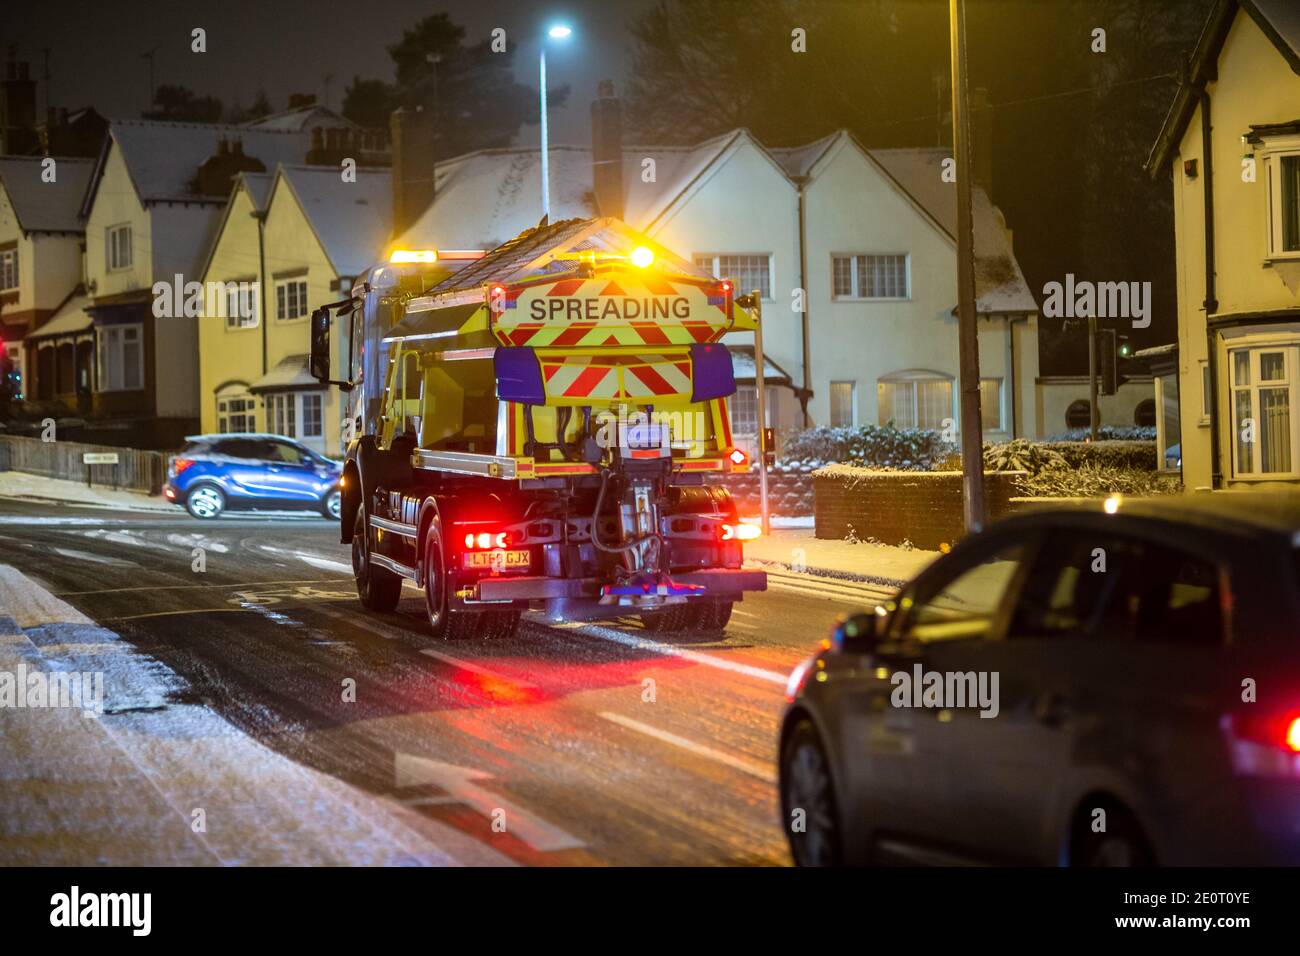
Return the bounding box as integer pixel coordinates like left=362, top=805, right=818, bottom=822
left=393, top=86, right=1041, bottom=450
left=0, top=155, right=94, bottom=401
left=1146, top=0, right=1300, bottom=488
left=78, top=119, right=311, bottom=446
left=197, top=164, right=391, bottom=454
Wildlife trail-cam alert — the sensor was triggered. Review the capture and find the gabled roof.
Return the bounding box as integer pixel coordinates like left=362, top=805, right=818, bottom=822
left=396, top=131, right=745, bottom=250
left=197, top=172, right=272, bottom=281
left=870, top=146, right=1038, bottom=314
left=0, top=157, right=95, bottom=234
left=1146, top=0, right=1300, bottom=177
left=769, top=132, right=839, bottom=180
left=84, top=119, right=310, bottom=212
left=242, top=105, right=358, bottom=132
left=271, top=164, right=392, bottom=277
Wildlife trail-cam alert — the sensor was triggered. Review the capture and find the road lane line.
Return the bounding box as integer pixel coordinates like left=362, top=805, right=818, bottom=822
left=558, top=621, right=788, bottom=686
left=419, top=649, right=540, bottom=689
left=598, top=711, right=777, bottom=783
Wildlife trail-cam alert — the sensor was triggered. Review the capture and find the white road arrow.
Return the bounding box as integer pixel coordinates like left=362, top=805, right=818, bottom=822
left=394, top=753, right=585, bottom=852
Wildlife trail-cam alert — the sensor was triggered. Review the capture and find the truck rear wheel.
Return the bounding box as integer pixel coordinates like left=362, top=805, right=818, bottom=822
left=641, top=600, right=733, bottom=635
left=691, top=600, right=733, bottom=633
left=423, top=522, right=520, bottom=641
left=353, top=509, right=402, bottom=612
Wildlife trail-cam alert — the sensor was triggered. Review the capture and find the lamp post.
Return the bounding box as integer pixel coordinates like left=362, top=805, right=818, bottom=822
left=539, top=24, right=572, bottom=222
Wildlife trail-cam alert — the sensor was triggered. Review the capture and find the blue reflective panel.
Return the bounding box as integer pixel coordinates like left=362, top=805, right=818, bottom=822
left=690, top=343, right=735, bottom=402
left=495, top=347, right=546, bottom=403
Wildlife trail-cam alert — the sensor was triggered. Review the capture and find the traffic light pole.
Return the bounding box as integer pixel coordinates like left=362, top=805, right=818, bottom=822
left=752, top=290, right=771, bottom=536
left=1088, top=312, right=1099, bottom=441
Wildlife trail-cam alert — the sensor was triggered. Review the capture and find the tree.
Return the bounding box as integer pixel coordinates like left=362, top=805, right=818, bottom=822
left=344, top=13, right=566, bottom=157
left=225, top=88, right=275, bottom=124
left=143, top=84, right=224, bottom=123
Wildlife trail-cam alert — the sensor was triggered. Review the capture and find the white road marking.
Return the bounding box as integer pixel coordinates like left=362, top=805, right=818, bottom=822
left=598, top=711, right=777, bottom=783
left=394, top=753, right=584, bottom=852
left=258, top=544, right=352, bottom=574
left=52, top=547, right=137, bottom=567
left=557, top=620, right=788, bottom=686
left=419, top=649, right=539, bottom=689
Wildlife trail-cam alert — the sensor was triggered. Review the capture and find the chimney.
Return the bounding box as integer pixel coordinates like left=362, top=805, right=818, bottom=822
left=970, top=87, right=993, bottom=196
left=590, top=80, right=624, bottom=221
left=195, top=135, right=265, bottom=196
left=390, top=106, right=436, bottom=238
left=0, top=61, right=39, bottom=156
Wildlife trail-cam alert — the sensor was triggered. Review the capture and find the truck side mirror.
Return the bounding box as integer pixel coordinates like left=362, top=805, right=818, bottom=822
left=830, top=609, right=886, bottom=654
left=309, top=307, right=331, bottom=383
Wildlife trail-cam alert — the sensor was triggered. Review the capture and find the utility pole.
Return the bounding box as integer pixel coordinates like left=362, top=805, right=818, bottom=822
left=141, top=47, right=158, bottom=112
left=752, top=290, right=771, bottom=536
left=949, top=0, right=986, bottom=531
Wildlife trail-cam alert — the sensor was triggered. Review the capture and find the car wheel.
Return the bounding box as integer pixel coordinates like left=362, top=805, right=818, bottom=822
left=780, top=719, right=843, bottom=867
left=1074, top=807, right=1153, bottom=867
left=353, top=508, right=401, bottom=612
left=320, top=488, right=342, bottom=520
left=185, top=483, right=225, bottom=520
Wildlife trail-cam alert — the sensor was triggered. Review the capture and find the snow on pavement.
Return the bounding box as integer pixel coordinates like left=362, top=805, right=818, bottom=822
left=742, top=527, right=939, bottom=585
left=0, top=470, right=175, bottom=512
left=0, top=563, right=512, bottom=866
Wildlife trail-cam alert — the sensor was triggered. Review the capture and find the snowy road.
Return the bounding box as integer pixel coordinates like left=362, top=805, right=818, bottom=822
left=0, top=498, right=894, bottom=866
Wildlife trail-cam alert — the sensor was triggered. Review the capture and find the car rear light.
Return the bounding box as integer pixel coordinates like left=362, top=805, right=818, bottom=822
left=463, top=531, right=510, bottom=550
left=728, top=448, right=748, bottom=466
left=1225, top=709, right=1300, bottom=777
left=1289, top=717, right=1300, bottom=753
left=720, top=522, right=760, bottom=541
left=171, top=458, right=196, bottom=477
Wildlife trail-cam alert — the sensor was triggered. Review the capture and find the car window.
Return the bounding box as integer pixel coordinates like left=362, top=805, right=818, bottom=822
left=895, top=541, right=1028, bottom=644
left=215, top=438, right=260, bottom=459
left=265, top=441, right=309, bottom=465
left=1011, top=530, right=1223, bottom=645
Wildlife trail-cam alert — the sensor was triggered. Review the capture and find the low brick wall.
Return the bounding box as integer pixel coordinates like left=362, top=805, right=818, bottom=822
left=717, top=469, right=816, bottom=517
left=813, top=467, right=1029, bottom=550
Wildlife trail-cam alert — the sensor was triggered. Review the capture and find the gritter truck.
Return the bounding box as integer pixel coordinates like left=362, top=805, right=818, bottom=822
left=308, top=217, right=766, bottom=640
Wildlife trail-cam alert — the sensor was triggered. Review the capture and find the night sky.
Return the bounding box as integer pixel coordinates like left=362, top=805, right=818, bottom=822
left=0, top=0, right=654, bottom=145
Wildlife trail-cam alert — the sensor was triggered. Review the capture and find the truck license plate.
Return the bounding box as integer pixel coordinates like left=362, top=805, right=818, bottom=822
left=463, top=550, right=531, bottom=570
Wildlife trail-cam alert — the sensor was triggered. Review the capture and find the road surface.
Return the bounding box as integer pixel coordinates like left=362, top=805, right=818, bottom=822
left=0, top=498, right=891, bottom=866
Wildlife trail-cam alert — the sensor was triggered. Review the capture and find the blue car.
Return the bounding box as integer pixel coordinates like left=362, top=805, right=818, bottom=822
left=165, top=433, right=342, bottom=520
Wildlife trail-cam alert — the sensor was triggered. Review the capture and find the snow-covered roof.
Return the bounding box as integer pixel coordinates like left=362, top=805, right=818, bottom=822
left=728, top=344, right=797, bottom=384
left=249, top=354, right=314, bottom=393
left=274, top=164, right=391, bottom=277
left=240, top=171, right=273, bottom=212
left=242, top=105, right=358, bottom=132
left=769, top=133, right=838, bottom=180
left=397, top=133, right=739, bottom=250
left=100, top=119, right=310, bottom=205
left=872, top=146, right=1038, bottom=314
left=0, top=157, right=94, bottom=234
left=26, top=292, right=92, bottom=340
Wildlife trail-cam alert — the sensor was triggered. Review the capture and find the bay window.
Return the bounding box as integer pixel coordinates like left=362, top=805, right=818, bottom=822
left=1230, top=345, right=1298, bottom=478
left=96, top=324, right=143, bottom=392
left=877, top=371, right=953, bottom=430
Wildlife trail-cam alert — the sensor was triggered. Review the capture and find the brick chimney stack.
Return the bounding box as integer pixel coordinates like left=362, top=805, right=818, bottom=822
left=390, top=106, right=436, bottom=239
left=590, top=80, right=624, bottom=221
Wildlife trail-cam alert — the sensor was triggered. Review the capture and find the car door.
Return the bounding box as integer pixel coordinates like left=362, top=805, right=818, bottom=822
left=257, top=439, right=323, bottom=504
left=867, top=531, right=1035, bottom=860
left=214, top=437, right=278, bottom=500
left=940, top=522, right=1229, bottom=864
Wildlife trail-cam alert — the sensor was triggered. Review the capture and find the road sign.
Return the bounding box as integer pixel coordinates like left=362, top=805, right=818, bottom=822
left=82, top=452, right=119, bottom=465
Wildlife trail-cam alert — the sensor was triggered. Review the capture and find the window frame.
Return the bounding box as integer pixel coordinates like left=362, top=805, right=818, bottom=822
left=274, top=277, right=309, bottom=322
left=1262, top=139, right=1300, bottom=260
left=1228, top=344, right=1300, bottom=479
left=694, top=253, right=774, bottom=302
left=0, top=246, right=18, bottom=291
left=830, top=252, right=911, bottom=301
left=980, top=377, right=1005, bottom=433
left=106, top=223, right=132, bottom=272
left=216, top=387, right=256, bottom=434
left=225, top=284, right=259, bottom=330
left=876, top=370, right=955, bottom=430
left=829, top=380, right=857, bottom=428
left=96, top=323, right=144, bottom=393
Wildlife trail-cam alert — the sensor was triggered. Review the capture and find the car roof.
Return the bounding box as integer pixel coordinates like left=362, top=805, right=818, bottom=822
left=184, top=433, right=302, bottom=444
left=992, top=492, right=1300, bottom=544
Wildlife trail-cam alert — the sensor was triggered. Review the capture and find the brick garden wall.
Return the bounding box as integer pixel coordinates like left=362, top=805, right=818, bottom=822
left=716, top=469, right=816, bottom=517
left=813, top=467, right=1029, bottom=550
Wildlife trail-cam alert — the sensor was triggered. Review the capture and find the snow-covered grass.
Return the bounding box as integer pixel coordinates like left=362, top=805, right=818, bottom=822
left=743, top=527, right=938, bottom=584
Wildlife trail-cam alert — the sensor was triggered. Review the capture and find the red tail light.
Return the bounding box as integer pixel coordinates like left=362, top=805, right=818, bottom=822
left=463, top=531, right=510, bottom=550
left=720, top=522, right=761, bottom=541
left=1228, top=710, right=1300, bottom=752
left=172, top=458, right=196, bottom=476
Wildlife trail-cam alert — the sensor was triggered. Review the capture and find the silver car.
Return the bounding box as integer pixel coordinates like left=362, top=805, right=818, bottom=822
left=779, top=494, right=1300, bottom=866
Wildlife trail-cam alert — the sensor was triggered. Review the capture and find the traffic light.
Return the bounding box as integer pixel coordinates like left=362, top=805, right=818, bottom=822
left=762, top=427, right=776, bottom=469
left=1098, top=330, right=1133, bottom=397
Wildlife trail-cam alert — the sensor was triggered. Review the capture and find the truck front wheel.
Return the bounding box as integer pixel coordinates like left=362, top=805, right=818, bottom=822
left=423, top=523, right=519, bottom=641
left=353, top=509, right=402, bottom=612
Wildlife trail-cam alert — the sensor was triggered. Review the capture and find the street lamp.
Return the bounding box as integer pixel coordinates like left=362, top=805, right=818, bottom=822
left=539, top=24, right=573, bottom=222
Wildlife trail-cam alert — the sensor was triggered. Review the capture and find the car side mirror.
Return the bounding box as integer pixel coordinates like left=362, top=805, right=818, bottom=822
left=309, top=307, right=332, bottom=383
left=830, top=609, right=887, bottom=654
